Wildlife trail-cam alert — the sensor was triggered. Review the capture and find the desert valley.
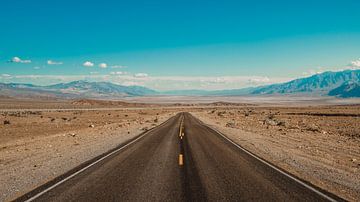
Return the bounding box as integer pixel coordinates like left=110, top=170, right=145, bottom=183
left=0, top=96, right=359, bottom=201
left=2, top=1, right=360, bottom=201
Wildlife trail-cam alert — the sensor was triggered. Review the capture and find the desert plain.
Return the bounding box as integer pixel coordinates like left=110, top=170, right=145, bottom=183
left=0, top=96, right=359, bottom=201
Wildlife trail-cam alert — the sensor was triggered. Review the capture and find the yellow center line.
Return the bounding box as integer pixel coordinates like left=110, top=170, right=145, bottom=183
left=179, top=154, right=183, bottom=166
left=179, top=116, right=184, bottom=137
left=178, top=115, right=185, bottom=166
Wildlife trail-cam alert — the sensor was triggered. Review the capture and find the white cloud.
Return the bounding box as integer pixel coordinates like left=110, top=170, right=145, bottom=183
left=302, top=66, right=326, bottom=76
left=33, top=66, right=41, bottom=70
left=303, top=58, right=360, bottom=76
left=47, top=60, right=63, bottom=65
left=11, top=57, right=21, bottom=63
left=99, top=63, right=107, bottom=68
left=110, top=71, right=126, bottom=75
left=111, top=65, right=127, bottom=69
left=134, top=73, right=148, bottom=78
left=11, top=56, right=31, bottom=63
left=248, top=77, right=270, bottom=85
left=1, top=74, right=11, bottom=77
left=83, top=61, right=94, bottom=67
left=350, top=58, right=360, bottom=68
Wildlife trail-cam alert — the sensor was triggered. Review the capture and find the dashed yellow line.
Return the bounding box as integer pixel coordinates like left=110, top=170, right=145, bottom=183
left=179, top=115, right=184, bottom=137
left=179, top=154, right=183, bottom=166
left=179, top=115, right=185, bottom=166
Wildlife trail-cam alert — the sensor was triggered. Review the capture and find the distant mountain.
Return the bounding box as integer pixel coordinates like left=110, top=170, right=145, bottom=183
left=251, top=70, right=360, bottom=95
left=45, top=80, right=157, bottom=96
left=162, top=70, right=360, bottom=97
left=1, top=70, right=360, bottom=99
left=328, top=81, right=360, bottom=98
left=0, top=82, right=69, bottom=99
left=0, top=81, right=157, bottom=99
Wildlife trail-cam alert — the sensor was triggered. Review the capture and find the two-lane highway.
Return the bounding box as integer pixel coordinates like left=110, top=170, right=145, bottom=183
left=17, top=113, right=342, bottom=202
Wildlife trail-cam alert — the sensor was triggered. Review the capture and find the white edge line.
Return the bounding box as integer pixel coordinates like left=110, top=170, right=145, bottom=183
left=202, top=122, right=338, bottom=202
left=24, top=116, right=175, bottom=202
left=25, top=114, right=338, bottom=202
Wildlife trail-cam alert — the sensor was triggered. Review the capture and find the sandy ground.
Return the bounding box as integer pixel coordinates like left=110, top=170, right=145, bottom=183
left=1, top=98, right=359, bottom=201
left=0, top=107, right=176, bottom=201
left=191, top=105, right=360, bottom=201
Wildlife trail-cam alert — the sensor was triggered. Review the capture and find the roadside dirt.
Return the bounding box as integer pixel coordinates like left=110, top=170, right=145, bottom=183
left=1, top=98, right=359, bottom=201
left=0, top=107, right=176, bottom=201
left=191, top=105, right=360, bottom=201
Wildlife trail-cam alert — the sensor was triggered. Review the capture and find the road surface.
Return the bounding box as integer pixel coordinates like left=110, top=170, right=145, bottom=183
left=17, top=113, right=341, bottom=202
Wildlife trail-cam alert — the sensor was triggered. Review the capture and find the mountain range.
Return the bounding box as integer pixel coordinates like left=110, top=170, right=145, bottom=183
left=0, top=80, right=157, bottom=99
left=164, top=69, right=360, bottom=97
left=0, top=69, right=359, bottom=99
left=251, top=70, right=360, bottom=95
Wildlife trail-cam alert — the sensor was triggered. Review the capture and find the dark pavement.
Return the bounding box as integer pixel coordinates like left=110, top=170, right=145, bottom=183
left=18, top=113, right=340, bottom=202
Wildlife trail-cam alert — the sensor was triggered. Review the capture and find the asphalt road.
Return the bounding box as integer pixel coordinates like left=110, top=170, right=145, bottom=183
left=17, top=113, right=341, bottom=202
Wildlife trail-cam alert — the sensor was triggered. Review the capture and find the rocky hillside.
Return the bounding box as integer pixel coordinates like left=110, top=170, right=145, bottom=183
left=163, top=70, right=360, bottom=97
left=328, top=81, right=360, bottom=98
left=0, top=81, right=157, bottom=99
left=251, top=70, right=360, bottom=95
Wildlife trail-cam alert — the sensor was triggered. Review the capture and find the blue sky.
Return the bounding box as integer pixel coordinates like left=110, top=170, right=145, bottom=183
left=1, top=0, right=360, bottom=90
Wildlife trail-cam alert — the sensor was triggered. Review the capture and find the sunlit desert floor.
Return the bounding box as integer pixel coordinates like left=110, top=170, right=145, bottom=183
left=0, top=97, right=359, bottom=201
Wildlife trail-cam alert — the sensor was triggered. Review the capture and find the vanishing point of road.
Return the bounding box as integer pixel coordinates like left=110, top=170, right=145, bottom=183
left=16, top=113, right=343, bottom=202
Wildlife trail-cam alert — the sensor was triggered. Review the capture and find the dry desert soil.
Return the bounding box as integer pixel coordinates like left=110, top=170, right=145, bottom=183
left=0, top=97, right=359, bottom=201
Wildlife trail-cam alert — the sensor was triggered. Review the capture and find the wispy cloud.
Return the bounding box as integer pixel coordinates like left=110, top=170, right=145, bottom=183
left=47, top=60, right=63, bottom=65
left=111, top=65, right=127, bottom=69
left=99, top=63, right=107, bottom=68
left=33, top=66, right=41, bottom=70
left=110, top=71, right=127, bottom=75
left=302, top=58, right=360, bottom=76
left=350, top=58, right=360, bottom=68
left=302, top=67, right=325, bottom=76
left=134, top=73, right=148, bottom=78
left=83, top=61, right=94, bottom=67
left=248, top=77, right=270, bottom=85
left=10, top=56, right=31, bottom=63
